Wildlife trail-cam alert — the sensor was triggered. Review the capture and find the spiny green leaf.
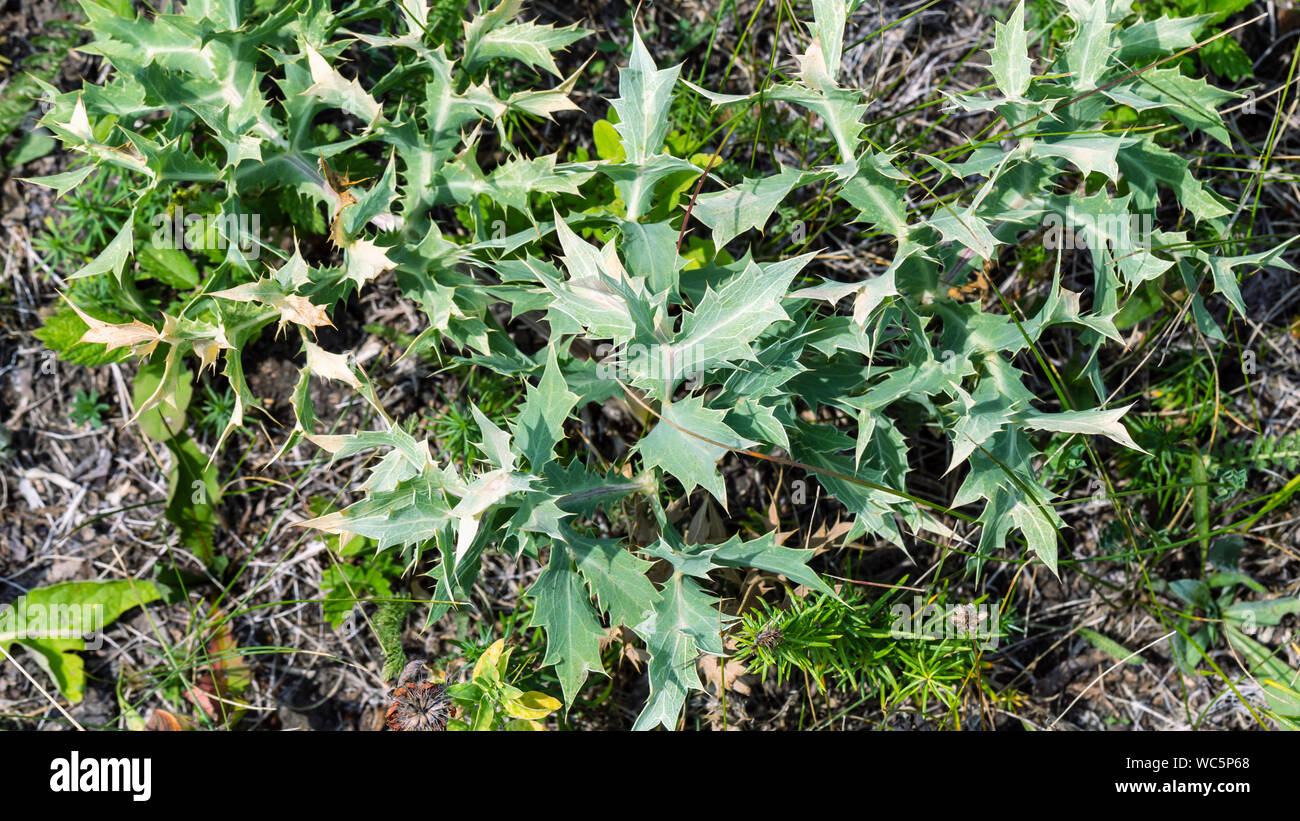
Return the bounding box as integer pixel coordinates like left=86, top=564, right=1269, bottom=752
left=692, top=164, right=807, bottom=250
left=528, top=541, right=608, bottom=706
left=300, top=473, right=456, bottom=552
left=631, top=572, right=728, bottom=730
left=711, top=531, right=836, bottom=596
left=512, top=346, right=580, bottom=471
left=1016, top=405, right=1147, bottom=453
left=988, top=1, right=1032, bottom=101
left=610, top=29, right=680, bottom=164
left=562, top=530, right=659, bottom=628
left=1065, top=0, right=1116, bottom=91
left=465, top=20, right=588, bottom=77
left=634, top=397, right=754, bottom=504
left=664, top=254, right=813, bottom=386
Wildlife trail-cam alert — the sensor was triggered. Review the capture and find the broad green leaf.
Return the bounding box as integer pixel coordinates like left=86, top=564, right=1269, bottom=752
left=1225, top=627, right=1300, bottom=718
left=136, top=245, right=200, bottom=290
left=164, top=434, right=221, bottom=564
left=473, top=638, right=506, bottom=682
left=1225, top=598, right=1300, bottom=629
left=503, top=689, right=562, bottom=720
left=593, top=118, right=625, bottom=161
left=0, top=580, right=161, bottom=703
left=34, top=306, right=132, bottom=367
left=1078, top=627, right=1147, bottom=665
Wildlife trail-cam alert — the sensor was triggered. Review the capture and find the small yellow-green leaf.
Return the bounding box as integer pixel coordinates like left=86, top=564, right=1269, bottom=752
left=504, top=690, right=562, bottom=720
left=473, top=638, right=506, bottom=682
left=505, top=719, right=546, bottom=731
left=592, top=119, right=624, bottom=162
left=688, top=152, right=721, bottom=170
left=469, top=699, right=496, bottom=730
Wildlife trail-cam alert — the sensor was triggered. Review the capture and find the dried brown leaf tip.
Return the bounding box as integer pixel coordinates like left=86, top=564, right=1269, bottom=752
left=385, top=659, right=450, bottom=732
left=319, top=155, right=365, bottom=249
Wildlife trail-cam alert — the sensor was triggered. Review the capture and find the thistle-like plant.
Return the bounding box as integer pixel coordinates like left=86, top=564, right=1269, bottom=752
left=31, top=0, right=1291, bottom=729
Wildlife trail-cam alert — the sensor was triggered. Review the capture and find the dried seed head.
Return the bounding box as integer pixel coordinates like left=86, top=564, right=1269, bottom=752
left=756, top=627, right=784, bottom=650
left=385, top=658, right=449, bottom=731
left=948, top=604, right=988, bottom=635
left=385, top=681, right=450, bottom=731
